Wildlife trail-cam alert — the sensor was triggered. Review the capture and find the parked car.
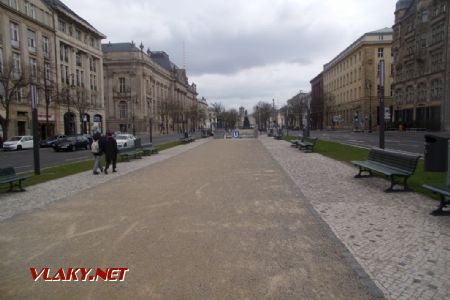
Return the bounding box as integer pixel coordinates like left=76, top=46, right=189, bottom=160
left=2, top=136, right=34, bottom=151
left=53, top=135, right=89, bottom=152
left=115, top=134, right=136, bottom=149
left=39, top=135, right=66, bottom=148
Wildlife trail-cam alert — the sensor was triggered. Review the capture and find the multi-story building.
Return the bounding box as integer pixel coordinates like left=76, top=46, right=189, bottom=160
left=310, top=72, right=324, bottom=130
left=393, top=0, right=448, bottom=131
left=45, top=0, right=106, bottom=135
left=102, top=42, right=198, bottom=135
left=0, top=0, right=56, bottom=138
left=0, top=0, right=105, bottom=139
left=323, top=28, right=394, bottom=130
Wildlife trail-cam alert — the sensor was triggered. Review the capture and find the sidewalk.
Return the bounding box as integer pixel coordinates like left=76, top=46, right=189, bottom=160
left=260, top=136, right=450, bottom=300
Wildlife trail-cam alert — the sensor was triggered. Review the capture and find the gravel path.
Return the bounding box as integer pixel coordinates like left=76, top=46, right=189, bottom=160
left=1, top=139, right=377, bottom=299
left=260, top=136, right=450, bottom=300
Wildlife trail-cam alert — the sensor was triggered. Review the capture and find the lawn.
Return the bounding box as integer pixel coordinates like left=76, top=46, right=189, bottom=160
left=283, top=136, right=446, bottom=200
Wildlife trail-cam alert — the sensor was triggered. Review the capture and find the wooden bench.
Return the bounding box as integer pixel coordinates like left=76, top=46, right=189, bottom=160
left=274, top=133, right=283, bottom=140
left=180, top=135, right=195, bottom=144
left=422, top=184, right=450, bottom=215
left=352, top=148, right=420, bottom=192
left=290, top=136, right=303, bottom=148
left=0, top=167, right=30, bottom=192
left=119, top=148, right=143, bottom=162
left=141, top=144, right=159, bottom=156
left=298, top=137, right=317, bottom=153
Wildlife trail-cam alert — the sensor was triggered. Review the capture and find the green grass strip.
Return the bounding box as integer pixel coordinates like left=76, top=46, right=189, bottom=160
left=283, top=135, right=446, bottom=200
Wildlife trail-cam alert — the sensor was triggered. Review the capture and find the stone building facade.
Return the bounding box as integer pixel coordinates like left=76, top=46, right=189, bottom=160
left=323, top=28, right=394, bottom=130
left=393, top=0, right=449, bottom=130
left=102, top=42, right=198, bottom=136
left=0, top=0, right=105, bottom=139
left=0, top=0, right=55, bottom=138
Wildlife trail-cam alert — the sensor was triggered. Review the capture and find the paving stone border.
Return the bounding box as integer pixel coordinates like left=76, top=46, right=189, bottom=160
left=259, top=136, right=450, bottom=300
left=0, top=139, right=210, bottom=222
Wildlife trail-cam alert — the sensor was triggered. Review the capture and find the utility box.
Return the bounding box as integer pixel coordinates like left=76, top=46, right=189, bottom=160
left=424, top=134, right=449, bottom=172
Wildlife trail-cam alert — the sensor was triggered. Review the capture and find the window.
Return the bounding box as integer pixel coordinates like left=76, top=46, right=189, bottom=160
left=378, top=35, right=384, bottom=40
left=27, top=30, right=36, bottom=52
left=10, top=22, right=20, bottom=47
left=76, top=69, right=80, bottom=86
left=421, top=10, right=429, bottom=23
left=75, top=29, right=81, bottom=40
left=43, top=37, right=49, bottom=56
left=431, top=23, right=445, bottom=44
left=15, top=88, right=23, bottom=103
left=29, top=58, right=37, bottom=78
left=60, top=44, right=69, bottom=63
left=76, top=52, right=82, bottom=67
left=89, top=58, right=97, bottom=72
left=58, top=19, right=66, bottom=33
left=119, top=101, right=128, bottom=119
left=25, top=1, right=36, bottom=19
left=377, top=48, right=384, bottom=58
left=60, top=64, right=65, bottom=84
left=12, top=52, right=21, bottom=77
left=89, top=37, right=95, bottom=47
left=431, top=52, right=443, bottom=72
left=119, top=77, right=126, bottom=93
left=431, top=79, right=443, bottom=99
left=417, top=83, right=427, bottom=101
left=8, top=0, right=18, bottom=10
left=44, top=63, right=51, bottom=82
left=80, top=70, right=84, bottom=87
left=0, top=48, right=3, bottom=73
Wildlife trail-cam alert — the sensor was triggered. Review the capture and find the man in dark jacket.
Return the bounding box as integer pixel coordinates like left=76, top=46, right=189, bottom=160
left=104, top=131, right=118, bottom=174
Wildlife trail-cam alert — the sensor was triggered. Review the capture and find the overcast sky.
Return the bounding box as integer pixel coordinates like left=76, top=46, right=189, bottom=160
left=65, top=0, right=396, bottom=111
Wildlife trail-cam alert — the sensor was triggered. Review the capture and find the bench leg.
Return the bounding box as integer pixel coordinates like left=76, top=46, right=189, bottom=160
left=8, top=180, right=26, bottom=192
left=385, top=176, right=412, bottom=193
left=354, top=168, right=373, bottom=178
left=431, top=195, right=450, bottom=216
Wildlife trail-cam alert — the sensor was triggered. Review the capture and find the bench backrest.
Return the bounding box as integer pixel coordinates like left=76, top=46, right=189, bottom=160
left=368, top=148, right=420, bottom=173
left=0, top=167, right=16, bottom=177
left=302, top=137, right=317, bottom=144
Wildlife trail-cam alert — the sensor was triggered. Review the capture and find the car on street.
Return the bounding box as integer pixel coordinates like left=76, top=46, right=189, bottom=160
left=53, top=135, right=90, bottom=152
left=39, top=135, right=66, bottom=148
left=2, top=136, right=34, bottom=151
left=115, top=134, right=136, bottom=149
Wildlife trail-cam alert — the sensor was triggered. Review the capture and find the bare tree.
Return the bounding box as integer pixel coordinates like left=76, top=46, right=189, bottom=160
left=0, top=58, right=33, bottom=140
left=72, top=86, right=91, bottom=134
left=252, top=101, right=272, bottom=130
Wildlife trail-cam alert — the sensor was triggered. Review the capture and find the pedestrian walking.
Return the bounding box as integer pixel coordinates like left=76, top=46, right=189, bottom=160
left=92, top=132, right=104, bottom=175
left=104, top=131, right=118, bottom=174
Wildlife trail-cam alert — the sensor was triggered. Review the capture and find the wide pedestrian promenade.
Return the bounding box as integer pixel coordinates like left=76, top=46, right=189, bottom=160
left=0, top=139, right=377, bottom=299
left=260, top=135, right=450, bottom=300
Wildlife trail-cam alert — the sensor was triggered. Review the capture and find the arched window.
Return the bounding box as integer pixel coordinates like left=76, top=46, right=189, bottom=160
left=119, top=101, right=128, bottom=119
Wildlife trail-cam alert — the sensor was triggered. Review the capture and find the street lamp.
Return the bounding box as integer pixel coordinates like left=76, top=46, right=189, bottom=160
left=366, top=79, right=372, bottom=133
left=147, top=98, right=153, bottom=144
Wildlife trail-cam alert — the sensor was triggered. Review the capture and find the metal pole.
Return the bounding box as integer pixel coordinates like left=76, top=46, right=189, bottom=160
left=286, top=106, right=289, bottom=136
left=379, top=60, right=385, bottom=149
left=272, top=98, right=275, bottom=128
left=369, top=86, right=372, bottom=133
left=31, top=84, right=40, bottom=175
left=149, top=117, right=153, bottom=144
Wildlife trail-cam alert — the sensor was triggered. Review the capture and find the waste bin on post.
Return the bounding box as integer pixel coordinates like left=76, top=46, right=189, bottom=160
left=424, top=134, right=449, bottom=172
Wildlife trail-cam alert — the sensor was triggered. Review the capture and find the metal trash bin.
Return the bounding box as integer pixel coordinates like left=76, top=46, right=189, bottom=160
left=424, top=134, right=449, bottom=172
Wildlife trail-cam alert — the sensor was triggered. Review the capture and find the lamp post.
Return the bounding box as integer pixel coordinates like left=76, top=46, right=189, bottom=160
left=147, top=99, right=153, bottom=144
left=31, top=83, right=40, bottom=175
left=366, top=79, right=372, bottom=133
left=379, top=59, right=385, bottom=149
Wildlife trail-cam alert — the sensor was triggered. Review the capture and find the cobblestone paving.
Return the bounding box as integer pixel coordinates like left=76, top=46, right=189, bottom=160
left=260, top=136, right=450, bottom=300
left=0, top=139, right=210, bottom=221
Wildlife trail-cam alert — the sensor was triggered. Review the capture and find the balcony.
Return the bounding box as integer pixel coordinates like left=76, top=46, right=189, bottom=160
left=113, top=86, right=132, bottom=98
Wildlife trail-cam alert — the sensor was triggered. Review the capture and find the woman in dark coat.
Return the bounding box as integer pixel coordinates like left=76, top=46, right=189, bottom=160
left=104, top=131, right=118, bottom=174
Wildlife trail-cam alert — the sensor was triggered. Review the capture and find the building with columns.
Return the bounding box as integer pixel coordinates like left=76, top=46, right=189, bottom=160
left=102, top=42, right=198, bottom=135
left=323, top=28, right=394, bottom=130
